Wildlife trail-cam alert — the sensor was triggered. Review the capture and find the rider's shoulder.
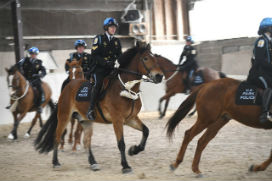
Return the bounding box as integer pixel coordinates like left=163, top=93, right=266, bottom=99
left=255, top=36, right=266, bottom=48
left=93, top=34, right=103, bottom=45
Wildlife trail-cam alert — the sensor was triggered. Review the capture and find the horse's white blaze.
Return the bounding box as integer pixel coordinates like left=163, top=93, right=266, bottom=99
left=8, top=133, right=14, bottom=140
left=8, top=75, right=14, bottom=94
left=72, top=67, right=76, bottom=79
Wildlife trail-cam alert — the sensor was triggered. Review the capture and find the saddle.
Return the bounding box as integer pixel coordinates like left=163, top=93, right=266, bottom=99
left=235, top=81, right=262, bottom=105
left=191, top=70, right=204, bottom=86
left=75, top=75, right=114, bottom=102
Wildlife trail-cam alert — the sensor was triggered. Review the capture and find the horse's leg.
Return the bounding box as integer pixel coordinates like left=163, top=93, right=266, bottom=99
left=188, top=107, right=196, bottom=117
left=25, top=112, right=40, bottom=138
left=158, top=92, right=174, bottom=119
left=72, top=122, right=83, bottom=151
left=126, top=116, right=149, bottom=156
left=161, top=98, right=170, bottom=119
left=191, top=118, right=228, bottom=175
left=9, top=111, right=27, bottom=140
left=38, top=113, right=43, bottom=127
left=68, top=118, right=76, bottom=144
left=84, top=123, right=100, bottom=171
left=170, top=118, right=210, bottom=171
left=113, top=120, right=131, bottom=173
left=53, top=110, right=71, bottom=167
left=249, top=149, right=272, bottom=172
left=59, top=129, right=67, bottom=150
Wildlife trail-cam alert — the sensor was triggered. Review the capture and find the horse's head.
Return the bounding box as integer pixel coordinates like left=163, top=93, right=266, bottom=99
left=66, top=59, right=84, bottom=80
left=5, top=66, right=22, bottom=96
left=134, top=43, right=164, bottom=83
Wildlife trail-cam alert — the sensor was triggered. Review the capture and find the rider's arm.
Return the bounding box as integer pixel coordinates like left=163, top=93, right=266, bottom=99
left=91, top=35, right=107, bottom=67
left=37, top=60, right=46, bottom=78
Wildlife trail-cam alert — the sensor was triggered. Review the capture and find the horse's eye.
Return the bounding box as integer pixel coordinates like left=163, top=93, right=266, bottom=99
left=143, top=57, right=148, bottom=61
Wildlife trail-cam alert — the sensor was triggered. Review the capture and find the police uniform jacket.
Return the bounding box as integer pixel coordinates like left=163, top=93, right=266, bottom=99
left=65, top=52, right=95, bottom=74
left=91, top=33, right=122, bottom=73
left=251, top=34, right=272, bottom=77
left=178, top=45, right=198, bottom=71
left=17, top=57, right=46, bottom=81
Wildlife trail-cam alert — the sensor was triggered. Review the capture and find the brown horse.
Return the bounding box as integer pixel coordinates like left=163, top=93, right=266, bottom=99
left=156, top=55, right=226, bottom=118
left=166, top=77, right=272, bottom=176
left=59, top=59, right=85, bottom=151
left=5, top=66, right=54, bottom=140
left=35, top=43, right=164, bottom=173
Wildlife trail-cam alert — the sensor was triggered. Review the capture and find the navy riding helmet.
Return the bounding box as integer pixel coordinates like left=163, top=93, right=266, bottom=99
left=28, top=47, right=39, bottom=54
left=258, top=17, right=272, bottom=35
left=74, top=40, right=87, bottom=49
left=186, top=36, right=194, bottom=43
left=103, top=17, right=118, bottom=30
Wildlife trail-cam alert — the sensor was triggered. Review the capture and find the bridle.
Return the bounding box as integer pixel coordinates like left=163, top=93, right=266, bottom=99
left=117, top=51, right=158, bottom=82
left=7, top=72, right=30, bottom=100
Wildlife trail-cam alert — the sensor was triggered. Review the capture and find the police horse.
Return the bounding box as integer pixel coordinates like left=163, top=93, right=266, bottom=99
left=35, top=43, right=164, bottom=173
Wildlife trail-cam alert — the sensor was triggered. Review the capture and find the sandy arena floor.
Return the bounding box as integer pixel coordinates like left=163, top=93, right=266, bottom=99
left=0, top=111, right=271, bottom=181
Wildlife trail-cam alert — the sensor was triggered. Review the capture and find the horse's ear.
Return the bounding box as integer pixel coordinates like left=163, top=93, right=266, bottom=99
left=78, top=58, right=83, bottom=66
left=146, top=43, right=151, bottom=51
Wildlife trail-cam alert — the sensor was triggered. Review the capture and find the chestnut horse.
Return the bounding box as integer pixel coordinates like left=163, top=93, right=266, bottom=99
left=59, top=59, right=85, bottom=151
left=35, top=43, right=164, bottom=173
left=166, top=78, right=272, bottom=176
left=156, top=55, right=226, bottom=118
left=5, top=66, right=54, bottom=140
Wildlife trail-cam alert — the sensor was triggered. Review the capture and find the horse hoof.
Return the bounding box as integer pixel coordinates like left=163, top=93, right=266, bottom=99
left=195, top=173, right=203, bottom=178
left=90, top=164, right=100, bottom=171
left=128, top=145, right=137, bottom=156
left=169, top=164, right=176, bottom=171
left=7, top=133, right=15, bottom=140
left=24, top=133, right=30, bottom=138
left=76, top=145, right=81, bottom=151
left=53, top=163, right=61, bottom=169
left=122, top=167, right=132, bottom=174
left=249, top=165, right=255, bottom=172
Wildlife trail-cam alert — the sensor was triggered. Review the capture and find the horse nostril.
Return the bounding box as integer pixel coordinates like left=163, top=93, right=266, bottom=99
left=155, top=74, right=163, bottom=83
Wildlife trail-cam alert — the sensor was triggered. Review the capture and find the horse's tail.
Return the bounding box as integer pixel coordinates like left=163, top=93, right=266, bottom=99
left=166, top=86, right=202, bottom=138
left=219, top=71, right=227, bottom=78
left=48, top=99, right=56, bottom=113
left=35, top=104, right=58, bottom=153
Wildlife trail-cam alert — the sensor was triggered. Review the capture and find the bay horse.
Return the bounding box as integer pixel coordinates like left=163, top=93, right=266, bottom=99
left=156, top=55, right=226, bottom=118
left=35, top=43, right=164, bottom=173
left=5, top=66, right=54, bottom=140
left=59, top=59, right=85, bottom=151
left=166, top=77, right=272, bottom=176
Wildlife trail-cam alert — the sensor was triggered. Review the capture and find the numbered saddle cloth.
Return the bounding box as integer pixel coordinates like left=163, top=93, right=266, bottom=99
left=191, top=70, right=204, bottom=86
left=75, top=81, right=93, bottom=102
left=235, top=81, right=262, bottom=105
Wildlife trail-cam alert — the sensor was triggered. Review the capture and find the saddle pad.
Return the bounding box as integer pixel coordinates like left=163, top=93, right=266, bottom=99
left=235, top=81, right=262, bottom=105
left=75, top=81, right=93, bottom=102
left=191, top=71, right=204, bottom=86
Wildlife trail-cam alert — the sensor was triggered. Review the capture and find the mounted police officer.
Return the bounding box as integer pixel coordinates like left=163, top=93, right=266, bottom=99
left=178, top=36, right=198, bottom=93
left=247, top=17, right=272, bottom=124
left=86, top=17, right=122, bottom=120
left=17, top=47, right=46, bottom=113
left=61, top=39, right=94, bottom=91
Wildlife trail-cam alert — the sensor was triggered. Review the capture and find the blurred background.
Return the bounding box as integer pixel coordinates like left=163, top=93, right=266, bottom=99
left=0, top=0, right=271, bottom=124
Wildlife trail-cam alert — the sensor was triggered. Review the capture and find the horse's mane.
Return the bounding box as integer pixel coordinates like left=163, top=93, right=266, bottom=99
left=118, top=46, right=147, bottom=68
left=154, top=54, right=176, bottom=66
